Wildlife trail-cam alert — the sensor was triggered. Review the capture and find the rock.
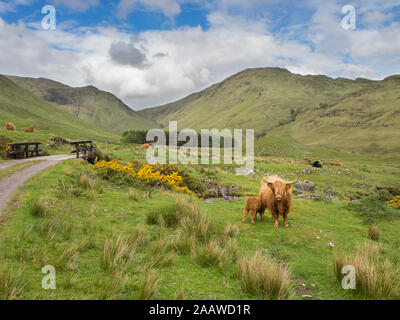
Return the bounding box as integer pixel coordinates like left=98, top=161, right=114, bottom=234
left=315, top=235, right=320, bottom=240
left=204, top=197, right=217, bottom=203
left=324, top=187, right=338, bottom=200
left=247, top=170, right=256, bottom=178
left=295, top=194, right=316, bottom=199
left=327, top=242, right=335, bottom=247
left=218, top=186, right=228, bottom=198
left=294, top=181, right=315, bottom=192
left=310, top=284, right=316, bottom=287
left=302, top=295, right=313, bottom=299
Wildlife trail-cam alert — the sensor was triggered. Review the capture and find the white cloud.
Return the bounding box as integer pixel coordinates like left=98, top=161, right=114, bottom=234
left=0, top=1, right=14, bottom=13
left=1, top=1, right=400, bottom=110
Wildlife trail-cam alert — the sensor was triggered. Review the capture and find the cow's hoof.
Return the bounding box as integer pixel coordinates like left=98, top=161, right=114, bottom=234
left=274, top=225, right=279, bottom=229
left=285, top=224, right=289, bottom=228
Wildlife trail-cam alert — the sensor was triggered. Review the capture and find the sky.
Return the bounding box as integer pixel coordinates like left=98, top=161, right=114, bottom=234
left=0, top=0, right=399, bottom=109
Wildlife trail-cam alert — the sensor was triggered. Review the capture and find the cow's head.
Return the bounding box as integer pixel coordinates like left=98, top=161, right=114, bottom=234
left=264, top=178, right=297, bottom=202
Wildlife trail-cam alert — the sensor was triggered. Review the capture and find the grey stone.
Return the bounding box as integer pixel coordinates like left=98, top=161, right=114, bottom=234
left=294, top=181, right=315, bottom=192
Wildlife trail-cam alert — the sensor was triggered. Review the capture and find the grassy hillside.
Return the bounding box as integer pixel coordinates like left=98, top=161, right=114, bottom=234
left=7, top=75, right=158, bottom=135
left=138, top=68, right=400, bottom=154
left=1, top=144, right=399, bottom=300
left=0, top=75, right=118, bottom=143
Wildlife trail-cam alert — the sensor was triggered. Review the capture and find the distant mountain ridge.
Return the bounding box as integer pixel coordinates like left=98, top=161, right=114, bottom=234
left=138, top=67, right=400, bottom=154
left=6, top=75, right=158, bottom=135
left=0, top=75, right=118, bottom=141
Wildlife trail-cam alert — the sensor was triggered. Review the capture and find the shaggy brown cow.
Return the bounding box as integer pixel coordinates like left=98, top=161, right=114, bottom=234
left=5, top=122, right=16, bottom=131
left=140, top=142, right=153, bottom=149
left=304, top=157, right=313, bottom=164
left=242, top=197, right=264, bottom=225
left=330, top=162, right=343, bottom=167
left=259, top=175, right=296, bottom=228
left=24, top=125, right=35, bottom=133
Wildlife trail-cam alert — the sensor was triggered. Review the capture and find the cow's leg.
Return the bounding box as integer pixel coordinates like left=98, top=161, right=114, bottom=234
left=250, top=210, right=256, bottom=225
left=283, top=211, right=290, bottom=228
left=260, top=208, right=265, bottom=221
left=242, top=208, right=249, bottom=223
left=283, top=214, right=289, bottom=228
left=272, top=212, right=279, bottom=229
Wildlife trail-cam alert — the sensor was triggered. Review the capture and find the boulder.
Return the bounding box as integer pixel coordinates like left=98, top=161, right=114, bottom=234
left=294, top=181, right=315, bottom=192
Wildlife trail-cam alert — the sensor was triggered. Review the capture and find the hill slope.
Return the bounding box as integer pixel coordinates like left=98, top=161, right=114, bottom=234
left=138, top=68, right=400, bottom=154
left=0, top=75, right=118, bottom=142
left=6, top=75, right=158, bottom=135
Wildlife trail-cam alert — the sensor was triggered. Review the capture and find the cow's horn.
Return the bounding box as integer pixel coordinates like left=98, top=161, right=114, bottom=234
left=263, top=178, right=273, bottom=184
left=286, top=179, right=298, bottom=184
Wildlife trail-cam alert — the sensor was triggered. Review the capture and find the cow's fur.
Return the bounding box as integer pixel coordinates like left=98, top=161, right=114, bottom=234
left=259, top=175, right=295, bottom=228
left=304, top=157, right=313, bottom=164
left=5, top=122, right=16, bottom=131
left=242, top=197, right=264, bottom=225
left=24, top=125, right=34, bottom=133
left=330, top=162, right=343, bottom=167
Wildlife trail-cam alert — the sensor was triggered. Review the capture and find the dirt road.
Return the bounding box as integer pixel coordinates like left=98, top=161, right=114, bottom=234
left=0, top=155, right=74, bottom=211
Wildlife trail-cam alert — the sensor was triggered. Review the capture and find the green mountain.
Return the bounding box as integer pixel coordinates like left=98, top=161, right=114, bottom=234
left=0, top=75, right=118, bottom=142
left=138, top=68, right=400, bottom=154
left=6, top=75, right=158, bottom=135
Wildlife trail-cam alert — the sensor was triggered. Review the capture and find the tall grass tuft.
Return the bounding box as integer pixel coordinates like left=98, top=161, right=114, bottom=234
left=137, top=271, right=160, bottom=300
left=100, top=234, right=137, bottom=272
left=146, top=236, right=174, bottom=268
left=176, top=287, right=185, bottom=300
left=0, top=265, right=24, bottom=300
left=192, top=240, right=225, bottom=267
left=127, top=224, right=148, bottom=249
left=142, top=191, right=152, bottom=200
left=128, top=188, right=140, bottom=201
left=27, top=199, right=49, bottom=217
left=97, top=272, right=125, bottom=300
left=54, top=244, right=80, bottom=271
left=179, top=203, right=211, bottom=242
left=174, top=229, right=196, bottom=255
left=368, top=225, right=380, bottom=241
left=238, top=250, right=292, bottom=300
left=145, top=211, right=159, bottom=225
left=333, top=240, right=399, bottom=298
left=223, top=223, right=238, bottom=240
left=79, top=172, right=97, bottom=190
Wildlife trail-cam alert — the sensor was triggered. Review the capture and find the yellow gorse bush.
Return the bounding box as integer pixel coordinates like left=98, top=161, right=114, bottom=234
left=94, top=160, right=195, bottom=196
left=387, top=196, right=400, bottom=209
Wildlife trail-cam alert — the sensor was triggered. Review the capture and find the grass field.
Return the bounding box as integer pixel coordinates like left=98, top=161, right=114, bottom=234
left=1, top=140, right=399, bottom=300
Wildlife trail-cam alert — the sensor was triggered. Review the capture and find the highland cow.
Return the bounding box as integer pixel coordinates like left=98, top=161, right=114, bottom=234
left=242, top=197, right=264, bottom=225
left=5, top=122, right=16, bottom=131
left=259, top=175, right=296, bottom=228
left=330, top=162, right=343, bottom=167
left=141, top=142, right=153, bottom=149
left=24, top=125, right=34, bottom=133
